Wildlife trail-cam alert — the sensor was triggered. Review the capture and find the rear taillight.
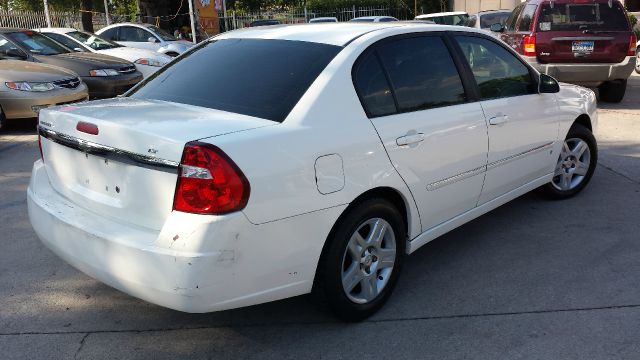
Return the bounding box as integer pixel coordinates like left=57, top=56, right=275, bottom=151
left=173, top=141, right=250, bottom=215
left=523, top=35, right=536, bottom=56
left=629, top=33, right=637, bottom=56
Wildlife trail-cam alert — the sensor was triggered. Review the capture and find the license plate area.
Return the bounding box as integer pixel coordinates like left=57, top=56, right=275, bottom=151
left=572, top=40, right=594, bottom=54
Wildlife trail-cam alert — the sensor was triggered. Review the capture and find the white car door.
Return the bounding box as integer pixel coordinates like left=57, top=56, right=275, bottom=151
left=453, top=35, right=559, bottom=204
left=117, top=26, right=161, bottom=51
left=354, top=34, right=489, bottom=231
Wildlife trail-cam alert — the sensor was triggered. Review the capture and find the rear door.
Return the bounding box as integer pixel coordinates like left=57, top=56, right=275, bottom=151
left=354, top=34, right=489, bottom=231
left=453, top=34, right=559, bottom=204
left=535, top=1, right=631, bottom=63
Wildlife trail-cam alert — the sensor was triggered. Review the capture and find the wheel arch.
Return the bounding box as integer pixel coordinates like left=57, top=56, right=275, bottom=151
left=312, top=186, right=413, bottom=289
left=573, top=114, right=592, bottom=132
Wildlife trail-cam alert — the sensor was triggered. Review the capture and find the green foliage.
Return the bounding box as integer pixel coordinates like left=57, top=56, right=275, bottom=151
left=629, top=13, right=637, bottom=29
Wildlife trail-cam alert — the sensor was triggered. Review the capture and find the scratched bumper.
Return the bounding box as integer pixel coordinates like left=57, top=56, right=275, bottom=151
left=27, top=159, right=323, bottom=312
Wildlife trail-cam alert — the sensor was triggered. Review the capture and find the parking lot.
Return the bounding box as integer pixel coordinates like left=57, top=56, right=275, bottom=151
left=0, top=73, right=638, bottom=359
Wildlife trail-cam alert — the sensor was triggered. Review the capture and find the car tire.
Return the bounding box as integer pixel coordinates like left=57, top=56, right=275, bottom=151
left=314, top=198, right=405, bottom=322
left=0, top=107, right=5, bottom=132
left=542, top=124, right=597, bottom=199
left=636, top=49, right=640, bottom=75
left=598, top=79, right=627, bottom=103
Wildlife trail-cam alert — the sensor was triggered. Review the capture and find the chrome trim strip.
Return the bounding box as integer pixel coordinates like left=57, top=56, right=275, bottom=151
left=426, top=141, right=554, bottom=191
left=486, top=141, right=554, bottom=171
left=426, top=165, right=485, bottom=191
left=39, top=127, right=179, bottom=173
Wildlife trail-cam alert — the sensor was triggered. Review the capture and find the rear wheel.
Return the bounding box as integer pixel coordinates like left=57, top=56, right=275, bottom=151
left=542, top=124, right=597, bottom=199
left=598, top=79, right=627, bottom=103
left=314, top=199, right=405, bottom=321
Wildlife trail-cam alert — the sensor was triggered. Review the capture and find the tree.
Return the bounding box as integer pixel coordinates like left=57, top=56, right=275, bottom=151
left=81, top=0, right=93, bottom=31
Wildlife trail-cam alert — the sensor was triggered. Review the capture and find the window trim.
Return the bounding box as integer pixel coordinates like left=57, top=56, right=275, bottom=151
left=446, top=31, right=541, bottom=101
left=351, top=32, right=475, bottom=119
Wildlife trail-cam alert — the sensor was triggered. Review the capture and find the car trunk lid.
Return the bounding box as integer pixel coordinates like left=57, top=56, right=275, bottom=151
left=38, top=98, right=275, bottom=230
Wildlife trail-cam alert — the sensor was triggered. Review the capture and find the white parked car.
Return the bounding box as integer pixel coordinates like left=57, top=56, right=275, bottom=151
left=29, top=23, right=598, bottom=321
left=415, top=11, right=469, bottom=25
left=350, top=16, right=398, bottom=22
left=96, top=23, right=194, bottom=57
left=36, top=28, right=172, bottom=79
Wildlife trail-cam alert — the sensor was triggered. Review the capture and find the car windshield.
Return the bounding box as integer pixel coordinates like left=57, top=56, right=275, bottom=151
left=146, top=25, right=177, bottom=41
left=537, top=2, right=628, bottom=31
left=129, top=38, right=341, bottom=122
left=67, top=30, right=120, bottom=50
left=480, top=12, right=511, bottom=29
left=5, top=31, right=70, bottom=55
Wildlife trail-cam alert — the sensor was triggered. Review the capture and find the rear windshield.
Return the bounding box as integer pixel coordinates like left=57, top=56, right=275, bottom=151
left=537, top=2, right=629, bottom=32
left=480, top=12, right=510, bottom=29
left=128, top=38, right=341, bottom=122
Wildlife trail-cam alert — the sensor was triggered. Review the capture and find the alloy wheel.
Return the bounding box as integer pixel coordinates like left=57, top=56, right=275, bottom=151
left=552, top=137, right=591, bottom=191
left=341, top=218, right=396, bottom=304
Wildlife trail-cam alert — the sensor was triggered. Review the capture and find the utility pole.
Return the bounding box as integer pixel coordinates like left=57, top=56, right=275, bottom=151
left=104, top=0, right=110, bottom=25
left=187, top=0, right=197, bottom=44
left=42, top=0, right=52, bottom=27
left=414, top=0, right=417, bottom=17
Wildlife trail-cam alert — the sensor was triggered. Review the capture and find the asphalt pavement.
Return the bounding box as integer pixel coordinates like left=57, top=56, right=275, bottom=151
left=1, top=74, right=639, bottom=359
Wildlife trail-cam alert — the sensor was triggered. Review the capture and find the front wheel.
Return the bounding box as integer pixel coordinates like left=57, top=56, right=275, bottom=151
left=314, top=199, right=405, bottom=322
left=542, top=124, right=597, bottom=199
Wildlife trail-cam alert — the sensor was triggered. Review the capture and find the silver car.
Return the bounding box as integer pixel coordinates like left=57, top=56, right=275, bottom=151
left=0, top=59, right=87, bottom=129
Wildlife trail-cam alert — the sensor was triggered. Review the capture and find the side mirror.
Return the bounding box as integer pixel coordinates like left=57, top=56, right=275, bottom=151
left=539, top=73, right=560, bottom=93
left=4, top=48, right=27, bottom=59
left=490, top=23, right=504, bottom=32
left=148, top=36, right=158, bottom=43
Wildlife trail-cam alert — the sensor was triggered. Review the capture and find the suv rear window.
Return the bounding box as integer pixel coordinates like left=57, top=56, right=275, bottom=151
left=129, top=39, right=341, bottom=122
left=537, top=2, right=629, bottom=32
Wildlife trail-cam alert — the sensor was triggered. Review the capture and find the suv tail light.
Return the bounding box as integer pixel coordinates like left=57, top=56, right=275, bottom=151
left=629, top=33, right=637, bottom=56
left=523, top=35, right=536, bottom=56
left=173, top=141, right=250, bottom=215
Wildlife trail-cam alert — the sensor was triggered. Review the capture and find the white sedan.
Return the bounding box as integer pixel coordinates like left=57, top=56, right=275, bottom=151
left=35, top=28, right=172, bottom=79
left=28, top=23, right=598, bottom=321
left=96, top=23, right=194, bottom=57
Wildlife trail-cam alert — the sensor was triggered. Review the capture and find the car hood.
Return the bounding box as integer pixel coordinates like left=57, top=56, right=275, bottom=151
left=0, top=59, right=78, bottom=82
left=34, top=52, right=134, bottom=75
left=97, top=47, right=172, bottom=64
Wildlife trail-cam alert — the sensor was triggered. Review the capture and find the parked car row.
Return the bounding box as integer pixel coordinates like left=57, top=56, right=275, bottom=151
left=0, top=23, right=189, bottom=130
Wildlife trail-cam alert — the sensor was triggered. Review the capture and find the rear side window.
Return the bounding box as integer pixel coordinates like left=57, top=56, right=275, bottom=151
left=505, top=3, right=524, bottom=31
left=456, top=36, right=535, bottom=99
left=129, top=39, right=341, bottom=122
left=100, top=27, right=118, bottom=41
left=518, top=4, right=537, bottom=31
left=119, top=26, right=152, bottom=42
left=537, top=2, right=629, bottom=31
left=353, top=54, right=396, bottom=117
left=43, top=33, right=81, bottom=50
left=377, top=36, right=466, bottom=112
left=479, top=12, right=510, bottom=29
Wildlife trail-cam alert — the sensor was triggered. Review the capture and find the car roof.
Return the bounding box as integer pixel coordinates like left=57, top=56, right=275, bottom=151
left=216, top=23, right=477, bottom=46
left=352, top=16, right=395, bottom=20
left=416, top=11, right=468, bottom=18
left=99, top=22, right=154, bottom=30
left=476, top=9, right=511, bottom=14
left=34, top=27, right=77, bottom=34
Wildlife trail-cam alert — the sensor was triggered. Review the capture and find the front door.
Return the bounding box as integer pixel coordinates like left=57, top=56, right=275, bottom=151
left=453, top=35, right=560, bottom=204
left=353, top=34, right=489, bottom=231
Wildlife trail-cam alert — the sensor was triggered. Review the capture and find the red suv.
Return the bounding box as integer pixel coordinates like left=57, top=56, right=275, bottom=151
left=493, top=0, right=637, bottom=102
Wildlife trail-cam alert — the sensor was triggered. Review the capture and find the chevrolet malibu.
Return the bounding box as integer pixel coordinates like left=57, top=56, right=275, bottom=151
left=28, top=23, right=598, bottom=321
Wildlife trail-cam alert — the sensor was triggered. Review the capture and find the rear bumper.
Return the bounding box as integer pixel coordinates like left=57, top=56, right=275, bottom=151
left=81, top=72, right=143, bottom=99
left=27, top=160, right=338, bottom=312
left=0, top=85, right=88, bottom=120
left=525, top=56, right=636, bottom=87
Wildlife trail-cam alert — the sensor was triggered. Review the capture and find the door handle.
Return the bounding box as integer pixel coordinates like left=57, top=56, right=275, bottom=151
left=396, top=132, right=425, bottom=146
left=489, top=114, right=509, bottom=126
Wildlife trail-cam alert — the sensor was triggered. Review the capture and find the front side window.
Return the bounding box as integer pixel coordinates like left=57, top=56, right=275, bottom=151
left=518, top=4, right=538, bottom=32
left=5, top=31, right=70, bottom=55
left=119, top=26, right=153, bottom=42
left=129, top=39, right=340, bottom=123
left=353, top=53, right=396, bottom=117
left=536, top=2, right=628, bottom=32
left=376, top=36, right=466, bottom=112
left=456, top=36, right=535, bottom=99
left=100, top=27, right=118, bottom=41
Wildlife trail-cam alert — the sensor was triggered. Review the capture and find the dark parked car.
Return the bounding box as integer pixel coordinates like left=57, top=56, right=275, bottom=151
left=0, top=29, right=142, bottom=98
left=493, top=0, right=636, bottom=102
